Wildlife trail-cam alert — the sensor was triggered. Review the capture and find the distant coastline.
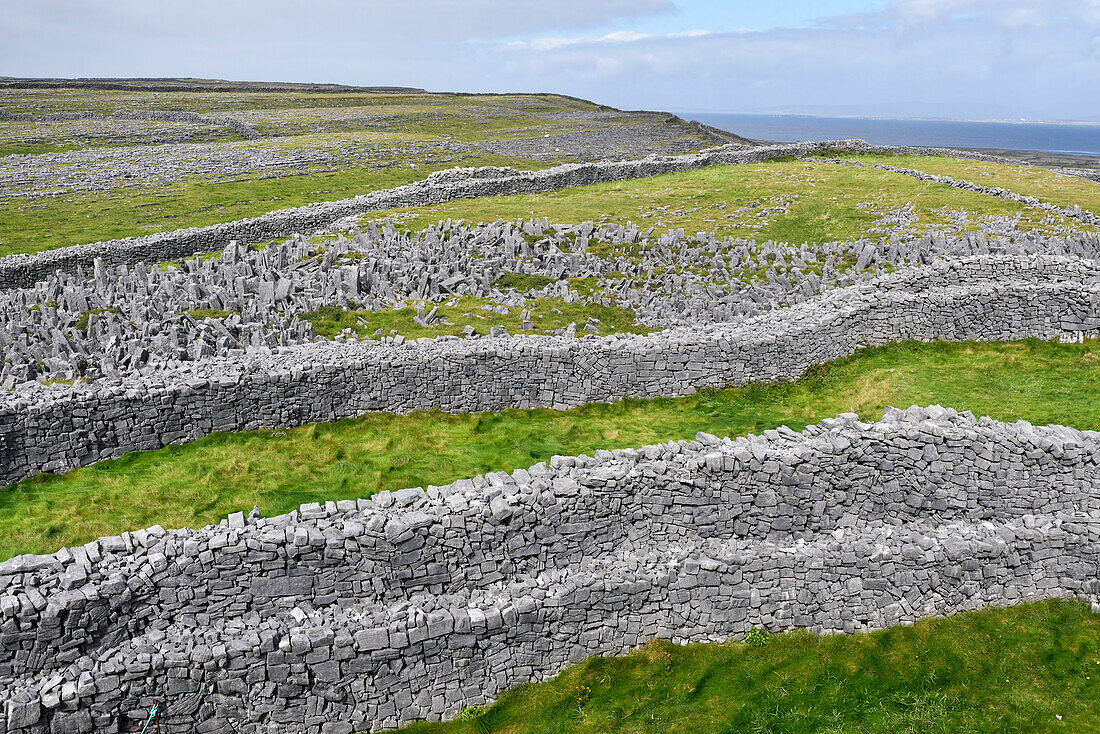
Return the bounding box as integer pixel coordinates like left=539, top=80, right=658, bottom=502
left=683, top=113, right=1100, bottom=158
left=678, top=111, right=1100, bottom=126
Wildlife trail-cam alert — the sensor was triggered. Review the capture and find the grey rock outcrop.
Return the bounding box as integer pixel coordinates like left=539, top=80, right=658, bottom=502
left=5, top=220, right=1096, bottom=388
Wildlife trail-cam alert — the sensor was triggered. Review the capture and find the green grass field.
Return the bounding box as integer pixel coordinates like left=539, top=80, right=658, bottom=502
left=4, top=338, right=1099, bottom=561
left=302, top=295, right=651, bottom=340
left=4, top=144, right=1095, bottom=259
left=0, top=151, right=547, bottom=257
left=395, top=599, right=1100, bottom=734
left=0, top=89, right=608, bottom=139
left=6, top=85, right=1100, bottom=731
left=0, top=87, right=720, bottom=256
left=850, top=153, right=1100, bottom=216
left=366, top=156, right=1093, bottom=248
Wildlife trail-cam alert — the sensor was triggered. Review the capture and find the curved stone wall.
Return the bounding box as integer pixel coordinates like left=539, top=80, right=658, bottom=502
left=1, top=405, right=1097, bottom=732
left=0, top=140, right=1050, bottom=291
left=3, top=254, right=1099, bottom=487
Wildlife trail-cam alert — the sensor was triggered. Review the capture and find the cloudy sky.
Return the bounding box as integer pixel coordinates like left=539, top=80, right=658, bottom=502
left=3, top=0, right=1098, bottom=121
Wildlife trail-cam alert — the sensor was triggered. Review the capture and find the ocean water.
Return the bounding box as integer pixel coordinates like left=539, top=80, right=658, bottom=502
left=685, top=113, right=1100, bottom=158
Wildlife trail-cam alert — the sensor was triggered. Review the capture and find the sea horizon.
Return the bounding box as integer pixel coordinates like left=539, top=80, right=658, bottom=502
left=683, top=112, right=1100, bottom=158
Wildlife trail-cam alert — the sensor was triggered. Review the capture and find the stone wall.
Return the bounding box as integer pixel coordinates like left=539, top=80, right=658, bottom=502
left=1, top=405, right=1098, bottom=732
left=870, top=162, right=1100, bottom=228
left=3, top=254, right=1099, bottom=487
left=0, top=140, right=1050, bottom=291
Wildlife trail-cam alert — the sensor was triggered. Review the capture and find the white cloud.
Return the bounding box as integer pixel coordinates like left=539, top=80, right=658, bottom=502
left=0, top=0, right=1095, bottom=120
left=511, top=28, right=710, bottom=51
left=1078, top=0, right=1100, bottom=27
left=2, top=0, right=678, bottom=52
left=488, top=4, right=1100, bottom=120
left=0, top=0, right=677, bottom=88
left=888, top=0, right=1100, bottom=29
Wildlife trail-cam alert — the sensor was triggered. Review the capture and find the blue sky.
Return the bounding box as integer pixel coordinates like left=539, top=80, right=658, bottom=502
left=2, top=1, right=1098, bottom=121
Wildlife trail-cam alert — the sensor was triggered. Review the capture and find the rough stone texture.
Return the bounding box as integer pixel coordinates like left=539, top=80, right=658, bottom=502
left=2, top=252, right=1099, bottom=486
left=0, top=406, right=1097, bottom=732
left=6, top=220, right=1095, bottom=388
left=0, top=139, right=1067, bottom=291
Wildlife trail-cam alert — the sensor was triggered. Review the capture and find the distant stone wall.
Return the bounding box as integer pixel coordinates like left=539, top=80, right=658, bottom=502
left=0, top=139, right=1044, bottom=291
left=2, top=254, right=1099, bottom=487
left=0, top=110, right=37, bottom=123
left=870, top=162, right=1100, bottom=227
left=1, top=405, right=1097, bottom=732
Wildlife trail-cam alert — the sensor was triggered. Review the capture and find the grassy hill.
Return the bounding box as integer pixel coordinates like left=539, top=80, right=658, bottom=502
left=0, top=84, right=731, bottom=255
left=365, top=152, right=1098, bottom=243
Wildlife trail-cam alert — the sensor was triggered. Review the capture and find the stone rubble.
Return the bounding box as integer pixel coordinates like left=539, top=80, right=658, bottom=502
left=5, top=219, right=1098, bottom=388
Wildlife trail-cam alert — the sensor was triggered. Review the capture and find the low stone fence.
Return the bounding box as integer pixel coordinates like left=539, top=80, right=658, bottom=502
left=2, top=254, right=1099, bottom=488
left=0, top=140, right=1043, bottom=291
left=2, top=254, right=1099, bottom=487
left=871, top=162, right=1100, bottom=228
left=1, top=405, right=1097, bottom=732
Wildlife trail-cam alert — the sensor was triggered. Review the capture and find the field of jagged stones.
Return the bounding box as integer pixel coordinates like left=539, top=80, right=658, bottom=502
left=2, top=81, right=1100, bottom=734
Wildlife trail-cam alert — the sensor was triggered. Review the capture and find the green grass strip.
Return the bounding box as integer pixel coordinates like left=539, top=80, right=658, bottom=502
left=3, top=337, right=1100, bottom=560
left=850, top=153, right=1100, bottom=218
left=0, top=152, right=548, bottom=258
left=398, top=598, right=1100, bottom=734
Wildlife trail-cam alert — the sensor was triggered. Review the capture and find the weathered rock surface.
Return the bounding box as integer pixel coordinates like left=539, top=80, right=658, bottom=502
left=5, top=218, right=1096, bottom=389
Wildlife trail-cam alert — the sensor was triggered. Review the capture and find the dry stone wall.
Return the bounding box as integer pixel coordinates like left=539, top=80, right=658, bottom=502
left=3, top=253, right=1099, bottom=487
left=5, top=118, right=1100, bottom=734
left=870, top=162, right=1100, bottom=228
left=9, top=223, right=1096, bottom=389
left=1, top=406, right=1098, bottom=733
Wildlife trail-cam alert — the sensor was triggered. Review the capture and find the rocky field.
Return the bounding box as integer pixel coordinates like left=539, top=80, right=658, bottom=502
left=1, top=81, right=1100, bottom=734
